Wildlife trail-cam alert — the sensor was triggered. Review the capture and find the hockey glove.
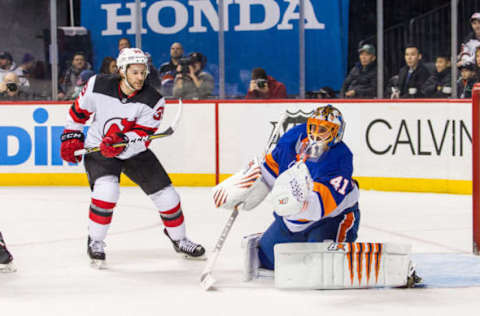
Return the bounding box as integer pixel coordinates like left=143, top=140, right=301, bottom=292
left=60, top=129, right=85, bottom=163
left=100, top=130, right=128, bottom=158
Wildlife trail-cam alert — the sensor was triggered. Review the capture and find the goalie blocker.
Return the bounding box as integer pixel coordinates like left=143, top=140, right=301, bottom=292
left=242, top=235, right=421, bottom=289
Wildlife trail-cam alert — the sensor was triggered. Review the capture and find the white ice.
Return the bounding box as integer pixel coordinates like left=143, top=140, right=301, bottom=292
left=1, top=187, right=480, bottom=315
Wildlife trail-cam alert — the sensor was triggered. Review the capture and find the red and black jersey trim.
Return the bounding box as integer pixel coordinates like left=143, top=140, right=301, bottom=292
left=69, top=100, right=92, bottom=124
left=130, top=123, right=157, bottom=136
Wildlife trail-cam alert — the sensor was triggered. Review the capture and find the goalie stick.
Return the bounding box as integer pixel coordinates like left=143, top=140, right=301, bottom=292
left=74, top=99, right=183, bottom=156
left=200, top=111, right=288, bottom=291
left=200, top=205, right=239, bottom=290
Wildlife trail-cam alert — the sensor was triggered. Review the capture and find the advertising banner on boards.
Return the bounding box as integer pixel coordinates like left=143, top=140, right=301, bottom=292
left=81, top=0, right=349, bottom=95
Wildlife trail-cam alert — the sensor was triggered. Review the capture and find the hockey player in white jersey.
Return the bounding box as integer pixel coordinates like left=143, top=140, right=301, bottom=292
left=60, top=48, right=205, bottom=268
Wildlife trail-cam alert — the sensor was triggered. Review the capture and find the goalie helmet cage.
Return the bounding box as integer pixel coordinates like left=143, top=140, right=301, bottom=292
left=472, top=83, right=480, bottom=255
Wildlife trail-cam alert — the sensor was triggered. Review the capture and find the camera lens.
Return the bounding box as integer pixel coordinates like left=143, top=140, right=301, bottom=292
left=6, top=82, right=17, bottom=92
left=256, top=79, right=266, bottom=88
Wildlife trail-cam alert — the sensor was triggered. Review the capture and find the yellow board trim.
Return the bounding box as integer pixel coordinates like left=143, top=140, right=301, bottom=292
left=0, top=173, right=472, bottom=194
left=0, top=173, right=216, bottom=187
left=353, top=176, right=472, bottom=195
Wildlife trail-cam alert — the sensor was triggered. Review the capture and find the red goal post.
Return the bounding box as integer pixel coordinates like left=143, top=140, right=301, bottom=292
left=472, top=83, right=480, bottom=255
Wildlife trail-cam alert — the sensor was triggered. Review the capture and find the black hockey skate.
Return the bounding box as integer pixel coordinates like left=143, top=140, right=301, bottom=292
left=88, top=236, right=107, bottom=269
left=0, top=232, right=15, bottom=273
left=164, top=228, right=206, bottom=260
left=404, top=260, right=423, bottom=288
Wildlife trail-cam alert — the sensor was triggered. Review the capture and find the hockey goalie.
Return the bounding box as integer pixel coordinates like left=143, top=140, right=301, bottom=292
left=212, top=105, right=421, bottom=289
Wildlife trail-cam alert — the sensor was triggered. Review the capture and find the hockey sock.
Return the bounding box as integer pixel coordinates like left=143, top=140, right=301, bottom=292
left=88, top=198, right=115, bottom=241
left=150, top=186, right=186, bottom=241
left=89, top=175, right=120, bottom=241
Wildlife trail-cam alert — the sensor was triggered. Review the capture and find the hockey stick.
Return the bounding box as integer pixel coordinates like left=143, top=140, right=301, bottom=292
left=200, top=205, right=239, bottom=290
left=200, top=111, right=288, bottom=291
left=74, top=99, right=183, bottom=156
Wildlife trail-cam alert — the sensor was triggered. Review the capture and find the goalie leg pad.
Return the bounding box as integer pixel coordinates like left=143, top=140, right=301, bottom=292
left=274, top=242, right=413, bottom=289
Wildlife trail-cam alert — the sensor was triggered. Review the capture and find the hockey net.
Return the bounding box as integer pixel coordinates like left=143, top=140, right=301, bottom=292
left=472, top=83, right=480, bottom=255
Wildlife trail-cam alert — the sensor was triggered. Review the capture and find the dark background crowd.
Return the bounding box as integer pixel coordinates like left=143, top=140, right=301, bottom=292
left=1, top=0, right=480, bottom=101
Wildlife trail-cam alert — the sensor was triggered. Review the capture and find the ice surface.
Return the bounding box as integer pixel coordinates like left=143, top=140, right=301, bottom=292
left=1, top=187, right=479, bottom=315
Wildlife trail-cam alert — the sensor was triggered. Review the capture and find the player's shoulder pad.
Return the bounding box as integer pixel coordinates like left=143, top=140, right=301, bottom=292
left=92, top=74, right=121, bottom=97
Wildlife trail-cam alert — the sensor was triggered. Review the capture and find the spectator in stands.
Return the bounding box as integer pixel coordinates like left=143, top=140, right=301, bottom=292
left=340, top=44, right=377, bottom=98
left=457, top=12, right=480, bottom=68
left=0, top=72, right=30, bottom=100
left=118, top=37, right=131, bottom=53
left=392, top=44, right=430, bottom=98
left=59, top=52, right=91, bottom=100
left=99, top=56, right=117, bottom=74
left=421, top=54, right=452, bottom=98
left=457, top=62, right=477, bottom=98
left=475, top=46, right=480, bottom=80
left=71, top=69, right=95, bottom=99
left=0, top=51, right=29, bottom=89
left=246, top=67, right=287, bottom=99
left=173, top=52, right=214, bottom=99
left=306, top=86, right=336, bottom=99
left=144, top=52, right=161, bottom=92
left=18, top=53, right=35, bottom=79
left=159, top=42, right=184, bottom=97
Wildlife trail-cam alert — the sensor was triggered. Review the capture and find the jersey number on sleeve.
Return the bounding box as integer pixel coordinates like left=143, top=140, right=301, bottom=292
left=153, top=106, right=164, bottom=120
left=330, top=176, right=349, bottom=195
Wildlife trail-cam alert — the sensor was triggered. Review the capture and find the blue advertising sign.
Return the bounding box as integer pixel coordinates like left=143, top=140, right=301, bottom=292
left=81, top=0, right=349, bottom=96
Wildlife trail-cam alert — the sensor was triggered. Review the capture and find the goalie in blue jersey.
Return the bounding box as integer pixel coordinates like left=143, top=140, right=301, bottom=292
left=212, top=105, right=421, bottom=289
left=213, top=104, right=359, bottom=266
left=256, top=105, right=360, bottom=270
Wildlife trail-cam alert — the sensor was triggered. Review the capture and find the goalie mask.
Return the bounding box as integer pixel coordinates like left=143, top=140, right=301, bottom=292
left=303, top=105, right=345, bottom=159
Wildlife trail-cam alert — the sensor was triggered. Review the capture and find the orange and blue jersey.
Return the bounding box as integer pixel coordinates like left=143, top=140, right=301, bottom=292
left=262, top=123, right=359, bottom=233
left=258, top=123, right=360, bottom=269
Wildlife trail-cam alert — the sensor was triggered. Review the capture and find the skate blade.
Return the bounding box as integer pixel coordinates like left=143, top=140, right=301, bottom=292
left=0, top=262, right=17, bottom=273
left=178, top=253, right=207, bottom=261
left=90, top=259, right=107, bottom=270
left=200, top=273, right=216, bottom=291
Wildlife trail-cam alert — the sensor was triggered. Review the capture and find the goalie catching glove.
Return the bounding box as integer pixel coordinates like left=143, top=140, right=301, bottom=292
left=212, top=157, right=270, bottom=211
left=268, top=161, right=313, bottom=217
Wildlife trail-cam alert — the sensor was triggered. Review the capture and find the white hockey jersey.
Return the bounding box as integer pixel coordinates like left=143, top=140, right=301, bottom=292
left=458, top=33, right=480, bottom=66
left=65, top=74, right=166, bottom=159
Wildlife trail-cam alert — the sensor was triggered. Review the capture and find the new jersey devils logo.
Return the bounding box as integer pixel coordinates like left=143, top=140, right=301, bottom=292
left=103, top=117, right=135, bottom=136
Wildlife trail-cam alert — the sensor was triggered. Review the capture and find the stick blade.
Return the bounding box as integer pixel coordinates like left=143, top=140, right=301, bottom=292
left=200, top=272, right=216, bottom=291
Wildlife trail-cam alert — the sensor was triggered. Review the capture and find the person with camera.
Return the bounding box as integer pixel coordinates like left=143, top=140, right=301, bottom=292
left=173, top=52, right=214, bottom=99
left=0, top=51, right=29, bottom=89
left=159, top=42, right=184, bottom=97
left=246, top=67, right=287, bottom=99
left=0, top=72, right=30, bottom=100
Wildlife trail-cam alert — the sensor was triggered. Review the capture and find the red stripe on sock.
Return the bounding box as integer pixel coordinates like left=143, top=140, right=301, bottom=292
left=160, top=202, right=181, bottom=215
left=92, top=198, right=116, bottom=209
left=89, top=210, right=112, bottom=225
left=163, top=214, right=184, bottom=227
